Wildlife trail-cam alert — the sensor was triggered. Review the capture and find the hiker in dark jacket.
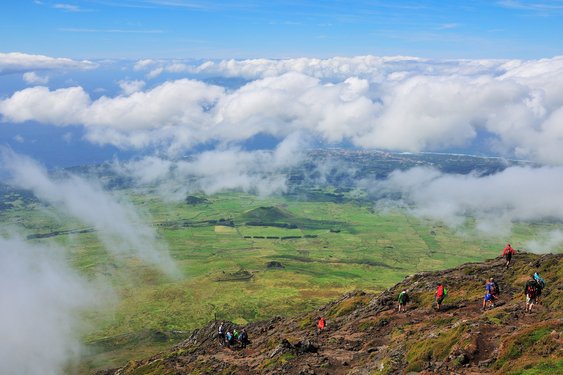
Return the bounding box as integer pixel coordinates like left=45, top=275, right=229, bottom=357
left=533, top=272, right=545, bottom=304
left=524, top=276, right=539, bottom=312
left=239, top=328, right=250, bottom=348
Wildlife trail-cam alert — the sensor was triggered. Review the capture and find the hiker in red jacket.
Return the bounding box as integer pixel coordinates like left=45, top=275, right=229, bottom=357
left=502, top=243, right=516, bottom=268
left=317, top=316, right=326, bottom=334
left=435, top=283, right=446, bottom=310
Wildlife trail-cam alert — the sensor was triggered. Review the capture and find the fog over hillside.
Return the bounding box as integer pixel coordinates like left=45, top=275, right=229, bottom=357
left=1, top=148, right=178, bottom=276
left=0, top=236, right=103, bottom=375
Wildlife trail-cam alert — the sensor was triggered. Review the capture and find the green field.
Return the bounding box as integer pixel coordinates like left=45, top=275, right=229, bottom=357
left=2, top=189, right=561, bottom=372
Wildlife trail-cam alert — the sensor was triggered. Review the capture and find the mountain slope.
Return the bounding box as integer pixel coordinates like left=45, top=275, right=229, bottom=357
left=101, top=253, right=562, bottom=374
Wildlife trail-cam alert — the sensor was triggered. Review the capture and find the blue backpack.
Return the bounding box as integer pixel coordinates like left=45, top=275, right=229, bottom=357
left=534, top=273, right=546, bottom=289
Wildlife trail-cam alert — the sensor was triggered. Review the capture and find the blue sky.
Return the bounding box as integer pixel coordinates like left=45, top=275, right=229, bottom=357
left=2, top=0, right=563, bottom=59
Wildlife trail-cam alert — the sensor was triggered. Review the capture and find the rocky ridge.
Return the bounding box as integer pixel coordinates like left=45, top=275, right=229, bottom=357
left=101, top=253, right=562, bottom=374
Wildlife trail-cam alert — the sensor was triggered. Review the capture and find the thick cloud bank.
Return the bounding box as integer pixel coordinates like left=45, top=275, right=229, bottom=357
left=0, top=149, right=178, bottom=276
left=373, top=165, right=563, bottom=251
left=3, top=55, right=563, bottom=164
left=0, top=236, right=96, bottom=375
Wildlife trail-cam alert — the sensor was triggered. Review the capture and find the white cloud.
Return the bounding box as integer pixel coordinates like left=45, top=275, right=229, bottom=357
left=0, top=52, right=97, bottom=75
left=147, top=67, right=164, bottom=79
left=118, top=79, right=146, bottom=95
left=372, top=165, right=563, bottom=246
left=354, top=74, right=527, bottom=151
left=0, top=73, right=378, bottom=154
left=53, top=3, right=88, bottom=12
left=151, top=56, right=425, bottom=80
left=0, top=236, right=98, bottom=375
left=0, top=86, right=91, bottom=125
left=3, top=55, right=563, bottom=165
left=133, top=58, right=156, bottom=71
left=0, top=149, right=178, bottom=276
left=23, top=71, right=49, bottom=84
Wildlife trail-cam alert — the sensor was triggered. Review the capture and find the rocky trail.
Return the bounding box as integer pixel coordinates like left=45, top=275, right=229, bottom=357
left=101, top=253, right=562, bottom=374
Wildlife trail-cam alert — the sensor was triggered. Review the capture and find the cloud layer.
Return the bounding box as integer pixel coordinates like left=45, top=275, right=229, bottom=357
left=2, top=55, right=563, bottom=164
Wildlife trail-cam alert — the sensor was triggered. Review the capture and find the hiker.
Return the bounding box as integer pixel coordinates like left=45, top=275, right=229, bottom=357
left=524, top=276, right=539, bottom=312
left=502, top=243, right=516, bottom=268
left=487, top=277, right=500, bottom=301
left=217, top=322, right=225, bottom=346
left=435, top=283, right=447, bottom=310
left=225, top=330, right=235, bottom=347
left=533, top=272, right=545, bottom=304
left=233, top=328, right=239, bottom=341
left=482, top=277, right=498, bottom=310
left=239, top=328, right=250, bottom=349
left=398, top=289, right=410, bottom=312
left=316, top=317, right=326, bottom=335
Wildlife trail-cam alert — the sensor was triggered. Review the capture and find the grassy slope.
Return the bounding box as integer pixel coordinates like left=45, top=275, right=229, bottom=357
left=1, top=190, right=561, bottom=372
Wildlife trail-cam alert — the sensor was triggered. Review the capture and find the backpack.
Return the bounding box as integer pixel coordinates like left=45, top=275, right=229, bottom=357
left=526, top=283, right=537, bottom=298
left=489, top=282, right=499, bottom=294
left=534, top=274, right=545, bottom=289
left=443, top=287, right=447, bottom=297
left=537, top=278, right=545, bottom=289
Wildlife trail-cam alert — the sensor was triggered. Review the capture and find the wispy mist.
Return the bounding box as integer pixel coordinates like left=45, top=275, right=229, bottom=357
left=113, top=132, right=308, bottom=199
left=0, top=148, right=178, bottom=276
left=0, top=236, right=99, bottom=375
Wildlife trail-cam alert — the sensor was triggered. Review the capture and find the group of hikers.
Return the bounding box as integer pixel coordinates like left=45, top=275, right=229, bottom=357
left=217, top=317, right=327, bottom=350
left=396, top=244, right=547, bottom=314
left=218, top=243, right=549, bottom=351
left=217, top=322, right=250, bottom=349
